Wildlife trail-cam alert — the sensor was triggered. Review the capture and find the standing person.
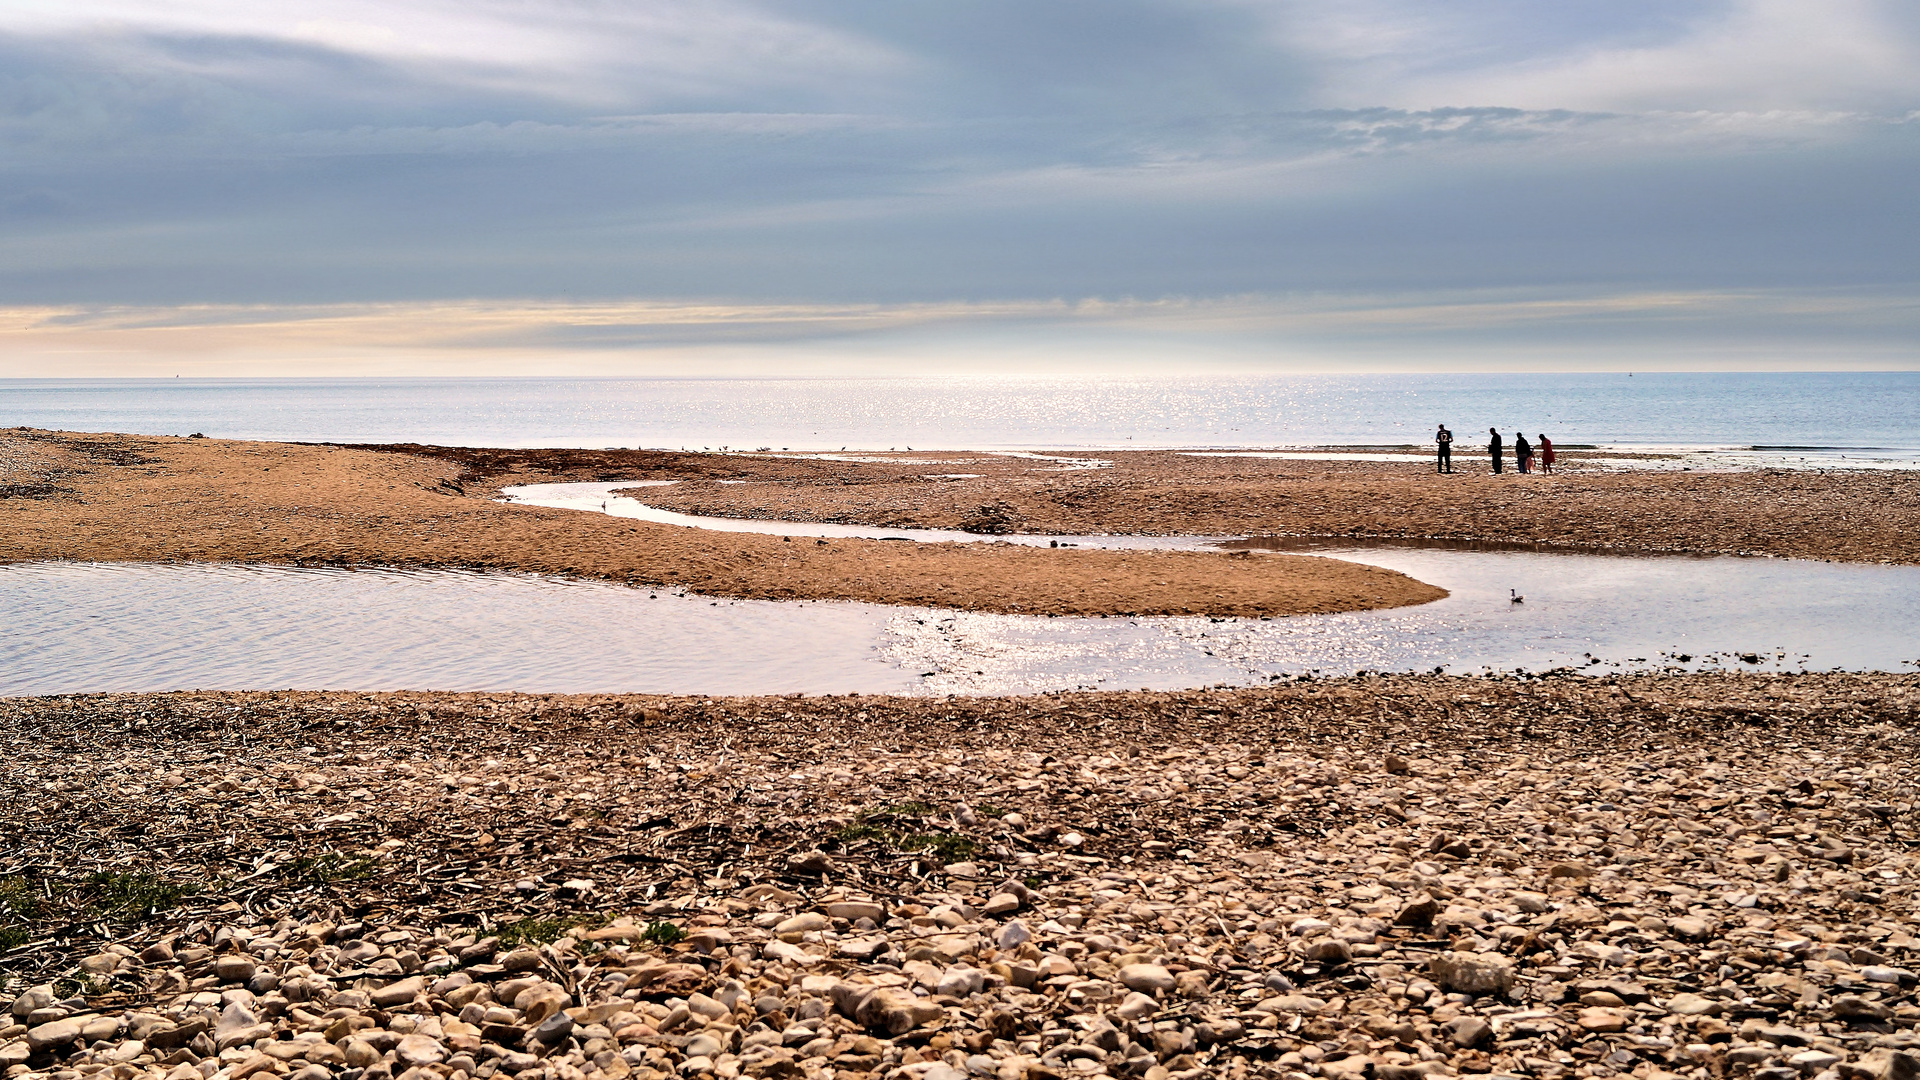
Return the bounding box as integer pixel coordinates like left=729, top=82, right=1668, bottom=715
left=1435, top=424, right=1453, bottom=473
left=1538, top=434, right=1555, bottom=474
left=1488, top=428, right=1503, bottom=474
left=1515, top=432, right=1532, bottom=474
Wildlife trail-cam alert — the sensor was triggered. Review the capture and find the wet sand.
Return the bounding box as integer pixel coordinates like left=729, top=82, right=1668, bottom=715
left=0, top=431, right=1440, bottom=619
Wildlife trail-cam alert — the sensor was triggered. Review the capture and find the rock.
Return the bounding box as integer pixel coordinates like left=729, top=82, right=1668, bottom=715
left=77, top=951, right=121, bottom=974
left=774, top=912, right=828, bottom=937
left=1831, top=996, right=1893, bottom=1021
left=996, top=920, right=1031, bottom=950
left=10, top=986, right=54, bottom=1021
left=530, top=1011, right=574, bottom=1045
left=785, top=850, right=834, bottom=874
left=1669, top=916, right=1714, bottom=940
left=1395, top=894, right=1439, bottom=927
left=1791, top=1050, right=1842, bottom=1074
left=1842, top=1050, right=1920, bottom=1080
left=395, top=1034, right=448, bottom=1066
left=1117, top=964, right=1176, bottom=993
left=825, top=901, right=886, bottom=923
left=1384, top=753, right=1412, bottom=774
left=1667, top=993, right=1723, bottom=1016
left=1578, top=1008, right=1630, bottom=1033
left=1430, top=952, right=1515, bottom=995
left=1306, top=939, right=1352, bottom=964
left=26, top=1017, right=83, bottom=1054
left=982, top=892, right=1023, bottom=916
left=1444, top=1017, right=1492, bottom=1049
left=497, top=948, right=543, bottom=973
left=0, top=1041, right=29, bottom=1069
left=1115, top=993, right=1159, bottom=1021
left=853, top=987, right=944, bottom=1035
left=369, top=976, right=427, bottom=1008
left=1862, top=966, right=1914, bottom=985
left=214, top=955, right=257, bottom=983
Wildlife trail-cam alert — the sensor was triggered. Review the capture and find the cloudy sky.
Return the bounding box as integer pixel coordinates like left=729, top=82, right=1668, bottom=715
left=2, top=0, right=1918, bottom=374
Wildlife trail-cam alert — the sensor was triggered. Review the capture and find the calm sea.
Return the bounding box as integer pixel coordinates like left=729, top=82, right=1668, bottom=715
left=2, top=372, right=1916, bottom=452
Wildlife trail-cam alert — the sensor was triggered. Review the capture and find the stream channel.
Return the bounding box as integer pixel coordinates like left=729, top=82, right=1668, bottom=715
left=1, top=481, right=1913, bottom=697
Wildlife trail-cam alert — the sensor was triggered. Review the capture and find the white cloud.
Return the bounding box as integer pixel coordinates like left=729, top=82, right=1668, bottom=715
left=1326, top=0, right=1920, bottom=112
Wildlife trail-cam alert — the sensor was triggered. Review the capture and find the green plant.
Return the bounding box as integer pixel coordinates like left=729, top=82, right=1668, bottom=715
left=640, top=921, right=686, bottom=946
left=81, top=871, right=195, bottom=915
left=285, top=853, right=378, bottom=885
left=0, top=925, right=31, bottom=952
left=882, top=801, right=936, bottom=817
left=973, top=804, right=1007, bottom=819
left=494, top=914, right=606, bottom=948
left=0, top=877, right=44, bottom=920
left=899, top=833, right=980, bottom=861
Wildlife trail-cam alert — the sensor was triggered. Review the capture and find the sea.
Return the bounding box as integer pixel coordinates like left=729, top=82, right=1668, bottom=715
left=2, top=372, right=1917, bottom=459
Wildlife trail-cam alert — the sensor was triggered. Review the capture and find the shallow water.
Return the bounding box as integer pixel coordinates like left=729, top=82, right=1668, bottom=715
left=886, top=548, right=1920, bottom=694
left=2, top=551, right=1914, bottom=697
left=0, top=562, right=916, bottom=697
left=500, top=482, right=1223, bottom=551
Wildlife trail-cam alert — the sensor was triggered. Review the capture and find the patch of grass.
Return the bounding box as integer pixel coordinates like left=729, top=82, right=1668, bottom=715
left=973, top=804, right=1007, bottom=819
left=640, top=921, right=686, bottom=946
left=882, top=800, right=936, bottom=817
left=286, top=853, right=379, bottom=885
left=899, top=833, right=980, bottom=861
left=837, top=822, right=898, bottom=845
left=494, top=914, right=605, bottom=948
left=0, top=925, right=31, bottom=952
left=0, top=877, right=43, bottom=920
left=82, top=871, right=194, bottom=916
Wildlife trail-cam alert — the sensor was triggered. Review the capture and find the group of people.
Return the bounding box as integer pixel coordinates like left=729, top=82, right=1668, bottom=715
left=1432, top=425, right=1554, bottom=475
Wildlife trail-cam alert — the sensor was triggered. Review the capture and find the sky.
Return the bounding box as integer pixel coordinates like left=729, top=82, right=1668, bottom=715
left=2, top=0, right=1918, bottom=375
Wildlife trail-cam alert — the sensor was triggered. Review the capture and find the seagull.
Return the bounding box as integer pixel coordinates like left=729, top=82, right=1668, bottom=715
left=1510, top=589, right=1525, bottom=604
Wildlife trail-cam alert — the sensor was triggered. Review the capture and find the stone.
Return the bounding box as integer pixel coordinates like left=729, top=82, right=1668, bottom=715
left=1395, top=894, right=1439, bottom=927
left=1667, top=993, right=1722, bottom=1016
left=497, top=948, right=543, bottom=973
left=1115, top=993, right=1159, bottom=1021
left=26, top=1018, right=83, bottom=1054
left=853, top=988, right=944, bottom=1035
left=395, top=1035, right=448, bottom=1066
left=996, top=920, right=1031, bottom=950
left=0, top=1041, right=29, bottom=1069
left=774, top=913, right=828, bottom=937
left=1842, top=1050, right=1920, bottom=1080
left=530, top=1011, right=574, bottom=1045
left=214, top=955, right=257, bottom=983
left=1831, top=997, right=1893, bottom=1021
left=1306, top=939, right=1352, bottom=964
left=1669, top=916, right=1714, bottom=940
left=1577, top=1008, right=1630, bottom=1033
left=1117, top=964, right=1176, bottom=993
left=785, top=850, right=834, bottom=874
left=370, top=976, right=428, bottom=1008
left=1430, top=952, right=1515, bottom=995
left=1384, top=753, right=1412, bottom=774
left=825, top=901, right=886, bottom=923
left=1444, top=1017, right=1492, bottom=1049
left=982, top=893, right=1023, bottom=916
left=9, top=987, right=54, bottom=1021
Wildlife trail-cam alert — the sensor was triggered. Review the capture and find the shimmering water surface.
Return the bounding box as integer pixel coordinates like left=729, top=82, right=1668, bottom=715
left=2, top=552, right=1914, bottom=697
left=5, top=373, right=1918, bottom=457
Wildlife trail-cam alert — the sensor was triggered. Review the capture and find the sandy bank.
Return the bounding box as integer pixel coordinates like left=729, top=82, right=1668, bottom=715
left=0, top=431, right=1439, bottom=619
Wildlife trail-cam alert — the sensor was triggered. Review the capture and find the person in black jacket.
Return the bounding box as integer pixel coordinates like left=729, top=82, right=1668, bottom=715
left=1488, top=428, right=1504, bottom=474
left=1515, top=431, right=1532, bottom=474
left=1435, top=425, right=1454, bottom=473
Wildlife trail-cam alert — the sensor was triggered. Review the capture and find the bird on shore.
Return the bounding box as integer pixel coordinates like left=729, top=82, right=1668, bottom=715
left=1510, top=589, right=1525, bottom=604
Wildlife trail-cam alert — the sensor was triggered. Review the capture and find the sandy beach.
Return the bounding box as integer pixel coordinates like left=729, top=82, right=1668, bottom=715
left=0, top=430, right=1441, bottom=619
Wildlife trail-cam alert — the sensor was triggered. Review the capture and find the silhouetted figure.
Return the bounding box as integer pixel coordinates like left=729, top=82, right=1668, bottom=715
left=1538, top=434, right=1555, bottom=474
left=1435, top=424, right=1453, bottom=473
left=1488, top=428, right=1503, bottom=474
left=1515, top=432, right=1532, bottom=474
